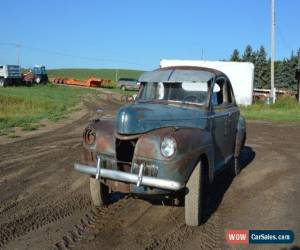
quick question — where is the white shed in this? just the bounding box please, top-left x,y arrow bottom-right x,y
160,59 -> 254,106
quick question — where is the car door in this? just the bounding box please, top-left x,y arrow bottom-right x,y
223,79 -> 239,158
210,77 -> 233,171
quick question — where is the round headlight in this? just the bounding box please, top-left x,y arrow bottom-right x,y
161,136 -> 177,158
84,127 -> 96,145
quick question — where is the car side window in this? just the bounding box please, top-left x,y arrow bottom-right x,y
212,78 -> 233,107
227,80 -> 235,105
224,79 -> 235,105
212,79 -> 224,106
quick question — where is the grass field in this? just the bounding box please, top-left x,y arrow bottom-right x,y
47,68 -> 144,81
0,84 -> 95,136
241,96 -> 300,122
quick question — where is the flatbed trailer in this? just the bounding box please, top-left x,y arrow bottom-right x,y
52,77 -> 111,88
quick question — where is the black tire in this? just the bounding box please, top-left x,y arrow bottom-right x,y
121,86 -> 126,91
185,161 -> 203,226
231,157 -> 241,176
230,132 -> 245,176
90,177 -> 109,207
242,132 -> 246,148
0,78 -> 5,87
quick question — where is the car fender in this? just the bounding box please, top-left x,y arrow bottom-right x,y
134,127 -> 214,184
83,119 -> 116,156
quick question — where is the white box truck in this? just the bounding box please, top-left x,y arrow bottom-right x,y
160,59 -> 254,106
0,65 -> 22,87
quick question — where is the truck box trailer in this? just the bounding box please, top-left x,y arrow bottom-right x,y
0,65 -> 22,87
160,59 -> 254,106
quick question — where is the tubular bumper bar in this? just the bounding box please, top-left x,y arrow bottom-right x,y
74,163 -> 184,191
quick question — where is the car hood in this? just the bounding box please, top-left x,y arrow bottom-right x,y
115,102 -> 208,134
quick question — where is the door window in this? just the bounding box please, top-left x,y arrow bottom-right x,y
212,78 -> 233,107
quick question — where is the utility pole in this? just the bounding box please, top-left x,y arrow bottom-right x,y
16,43 -> 21,66
270,0 -> 276,103
296,51 -> 300,103
115,68 -> 118,83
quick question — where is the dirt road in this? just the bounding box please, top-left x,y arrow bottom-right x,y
0,99 -> 299,250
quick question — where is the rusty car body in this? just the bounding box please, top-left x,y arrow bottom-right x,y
74,66 -> 246,226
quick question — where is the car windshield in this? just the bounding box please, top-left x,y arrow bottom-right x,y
137,81 -> 212,105
136,69 -> 215,105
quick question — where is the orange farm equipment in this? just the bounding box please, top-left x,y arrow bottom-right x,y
52,77 -> 111,88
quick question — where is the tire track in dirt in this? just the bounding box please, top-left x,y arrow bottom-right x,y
0,98 -> 121,249
0,193 -> 90,248
54,183 -> 225,250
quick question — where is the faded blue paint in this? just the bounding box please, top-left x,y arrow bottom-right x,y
76,66 -> 247,196
115,103 -> 208,134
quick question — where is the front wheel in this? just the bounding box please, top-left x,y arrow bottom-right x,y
90,177 -> 109,207
0,78 -> 5,87
185,161 -> 203,226
35,77 -> 41,84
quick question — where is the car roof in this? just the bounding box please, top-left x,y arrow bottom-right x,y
139,66 -> 226,83
158,66 -> 226,77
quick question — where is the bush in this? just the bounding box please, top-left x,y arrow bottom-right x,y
240,95 -> 300,122
272,95 -> 299,109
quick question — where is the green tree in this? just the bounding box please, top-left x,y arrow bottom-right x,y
275,51 -> 299,90
230,49 -> 240,61
288,50 -> 299,90
242,45 -> 256,63
275,59 -> 290,89
230,45 -> 299,91
254,46 -> 269,88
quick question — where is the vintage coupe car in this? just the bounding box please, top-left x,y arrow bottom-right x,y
74,66 -> 246,226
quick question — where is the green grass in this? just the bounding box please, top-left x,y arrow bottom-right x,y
47,68 -> 144,81
241,96 -> 300,122
0,84 -> 95,134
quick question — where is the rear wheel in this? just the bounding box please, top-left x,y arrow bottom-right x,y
230,133 -> 246,176
90,177 -> 109,207
232,157 -> 241,176
185,161 -> 203,226
121,86 -> 126,91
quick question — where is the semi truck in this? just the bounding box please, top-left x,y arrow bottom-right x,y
0,65 -> 22,87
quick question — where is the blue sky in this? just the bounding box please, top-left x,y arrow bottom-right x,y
0,0 -> 298,70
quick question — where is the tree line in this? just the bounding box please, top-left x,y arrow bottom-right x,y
229,45 -> 299,90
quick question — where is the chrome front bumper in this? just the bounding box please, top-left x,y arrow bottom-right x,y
74,157 -> 184,191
